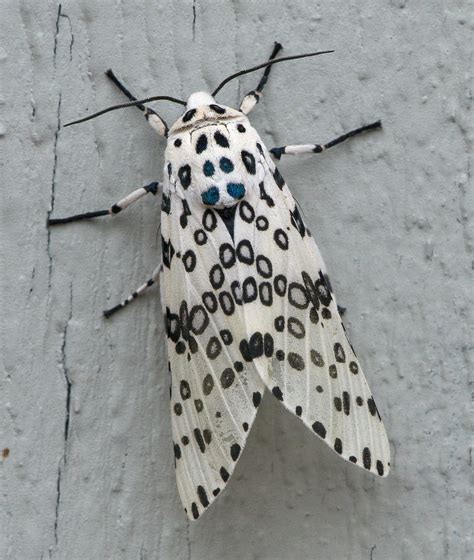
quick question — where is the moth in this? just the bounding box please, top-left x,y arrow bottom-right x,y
49,43 -> 390,521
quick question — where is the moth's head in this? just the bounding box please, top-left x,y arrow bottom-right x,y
186,91 -> 216,110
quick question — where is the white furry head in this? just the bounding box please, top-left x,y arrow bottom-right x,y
186,91 -> 216,109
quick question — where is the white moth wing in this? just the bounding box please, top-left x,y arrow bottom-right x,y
160,138 -> 265,520
232,137 -> 390,477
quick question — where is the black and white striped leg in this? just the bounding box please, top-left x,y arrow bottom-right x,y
103,262 -> 163,318
239,42 -> 283,115
270,120 -> 382,159
48,181 -> 160,225
105,69 -> 169,137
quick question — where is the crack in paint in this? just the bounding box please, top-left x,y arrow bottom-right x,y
48,3 -> 67,284
53,5 -> 75,62
192,0 -> 197,40
53,4 -> 61,62
53,284 -> 73,546
59,9 -> 74,61
46,92 -> 61,283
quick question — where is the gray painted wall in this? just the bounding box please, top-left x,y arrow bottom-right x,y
1,1 -> 471,558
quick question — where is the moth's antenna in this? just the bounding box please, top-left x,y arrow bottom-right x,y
64,95 -> 187,127
212,50 -> 335,96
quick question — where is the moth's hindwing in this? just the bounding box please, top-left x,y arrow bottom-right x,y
161,114 -> 390,520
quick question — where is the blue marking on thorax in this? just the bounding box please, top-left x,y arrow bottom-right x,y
203,160 -> 215,177
219,157 -> 234,173
202,186 -> 220,205
227,183 -> 246,200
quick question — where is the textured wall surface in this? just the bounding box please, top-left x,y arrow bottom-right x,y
1,1 -> 472,559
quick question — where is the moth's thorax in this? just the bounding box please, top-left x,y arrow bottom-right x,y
165,106 -> 265,209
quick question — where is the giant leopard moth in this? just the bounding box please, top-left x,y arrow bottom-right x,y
49,43 -> 390,521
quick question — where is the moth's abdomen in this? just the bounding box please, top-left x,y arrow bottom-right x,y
165,120 -> 263,209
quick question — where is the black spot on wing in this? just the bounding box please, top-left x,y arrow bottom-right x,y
202,374 -> 214,396
191,502 -> 199,519
202,208 -> 218,232
180,380 -> 191,400
342,391 -> 350,415
180,199 -> 192,229
241,151 -> 256,174
220,368 -> 235,389
197,485 -> 209,507
183,249 -> 196,272
273,167 -> 286,189
272,386 -> 283,401
259,181 -> 274,207
288,352 -> 304,371
194,428 -> 206,453
239,201 -> 255,224
230,443 -> 241,461
274,229 -> 289,251
312,421 -> 326,439
290,205 -> 306,238
363,447 -> 372,470
161,237 -> 175,269
161,193 -> 171,214
220,467 -> 230,482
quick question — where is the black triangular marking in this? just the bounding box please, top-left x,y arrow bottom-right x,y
216,205 -> 237,241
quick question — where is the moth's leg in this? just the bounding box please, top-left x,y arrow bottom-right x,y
106,69 -> 169,137
239,42 -> 283,115
103,262 -> 163,318
270,121 -> 382,159
48,181 -> 160,225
